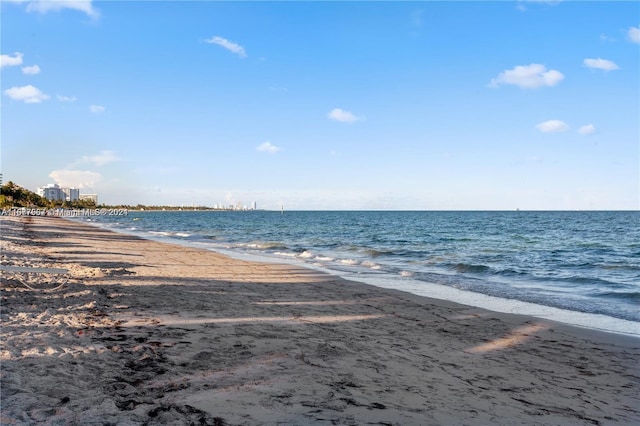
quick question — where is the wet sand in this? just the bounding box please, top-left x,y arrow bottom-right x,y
1,215 -> 639,425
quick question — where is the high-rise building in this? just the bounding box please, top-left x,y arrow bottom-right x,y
62,187 -> 80,202
37,183 -> 64,201
38,183 -> 94,203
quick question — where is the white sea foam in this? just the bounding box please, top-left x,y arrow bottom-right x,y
274,251 -> 298,258
247,241 -> 287,250
361,260 -> 381,270
349,274 -> 640,338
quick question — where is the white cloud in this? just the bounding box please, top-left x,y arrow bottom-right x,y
4,85 -> 49,103
535,120 -> 570,133
257,141 -> 281,154
225,192 -> 235,205
1,52 -> 24,68
23,0 -> 99,18
489,64 -> 564,89
328,108 -> 360,123
516,1 -> 562,13
205,36 -> 247,58
49,169 -> 102,189
628,26 -> 640,44
57,94 -> 77,102
411,9 -> 424,27
80,150 -> 119,166
578,124 -> 596,135
583,58 -> 619,72
21,64 -> 40,75
89,104 -> 105,113
600,33 -> 615,42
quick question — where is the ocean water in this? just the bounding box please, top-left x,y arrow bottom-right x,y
83,210 -> 639,336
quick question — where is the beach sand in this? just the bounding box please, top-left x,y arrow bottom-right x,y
1,215 -> 639,425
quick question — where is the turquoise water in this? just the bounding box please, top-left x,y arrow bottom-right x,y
85,211 -> 639,335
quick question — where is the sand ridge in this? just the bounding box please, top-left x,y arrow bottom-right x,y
1,215 -> 639,425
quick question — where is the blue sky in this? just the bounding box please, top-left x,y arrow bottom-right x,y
2,0 -> 638,210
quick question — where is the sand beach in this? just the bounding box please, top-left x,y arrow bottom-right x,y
1,215 -> 639,425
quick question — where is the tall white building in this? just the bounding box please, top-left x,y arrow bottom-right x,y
62,187 -> 80,202
38,184 -> 85,202
37,183 -> 65,201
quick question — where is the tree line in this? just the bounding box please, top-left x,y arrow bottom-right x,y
0,181 -> 97,209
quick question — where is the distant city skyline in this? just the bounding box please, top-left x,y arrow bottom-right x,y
2,1 -> 638,210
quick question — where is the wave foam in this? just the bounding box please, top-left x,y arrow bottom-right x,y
362,260 -> 381,270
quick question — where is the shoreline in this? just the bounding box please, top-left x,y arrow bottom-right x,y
85,213 -> 640,338
1,215 -> 639,424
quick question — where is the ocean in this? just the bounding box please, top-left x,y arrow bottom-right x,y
82,210 -> 639,336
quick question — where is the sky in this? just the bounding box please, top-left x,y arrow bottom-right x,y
1,0 -> 639,210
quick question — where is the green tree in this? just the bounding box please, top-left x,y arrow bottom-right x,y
0,181 -> 47,208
